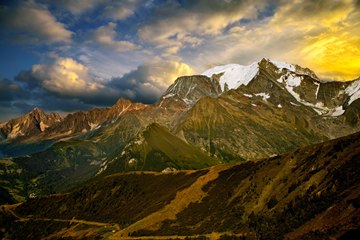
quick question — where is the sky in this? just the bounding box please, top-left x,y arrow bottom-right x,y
0,0 -> 359,121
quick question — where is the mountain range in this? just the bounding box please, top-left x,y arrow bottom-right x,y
1,125 -> 359,239
1,58 -> 360,204
1,58 -> 360,239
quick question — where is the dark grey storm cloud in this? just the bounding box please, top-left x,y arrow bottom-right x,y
0,79 -> 27,102
108,65 -> 165,103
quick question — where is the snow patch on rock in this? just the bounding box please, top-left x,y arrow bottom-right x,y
286,74 -> 302,87
314,82 -> 320,99
8,124 -> 24,139
162,167 -> 177,173
39,122 -> 49,132
162,93 -> 175,99
290,102 -> 301,106
89,122 -> 99,130
345,80 -> 360,105
128,158 -> 137,165
270,60 -> 296,72
329,106 -> 345,117
255,93 -> 270,101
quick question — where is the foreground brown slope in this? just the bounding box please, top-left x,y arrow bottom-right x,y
1,131 -> 359,239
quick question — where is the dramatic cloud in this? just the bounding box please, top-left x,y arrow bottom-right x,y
269,0 -> 360,80
182,0 -> 360,80
14,57 -> 118,107
18,58 -> 103,97
0,79 -> 32,122
0,1 -> 72,44
93,22 -> 138,52
0,58 -> 193,121
0,79 -> 23,102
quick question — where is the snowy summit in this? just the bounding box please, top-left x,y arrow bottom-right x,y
201,59 -> 298,92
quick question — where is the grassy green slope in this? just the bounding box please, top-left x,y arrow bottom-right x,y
103,123 -> 221,174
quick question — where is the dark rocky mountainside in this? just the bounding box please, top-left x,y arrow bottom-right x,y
1,130 -> 359,240
158,75 -> 222,107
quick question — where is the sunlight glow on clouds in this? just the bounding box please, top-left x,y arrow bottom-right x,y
31,58 -> 103,96
181,0 -> 360,81
108,59 -> 195,103
269,0 -> 360,80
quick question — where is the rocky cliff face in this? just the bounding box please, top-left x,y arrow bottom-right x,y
0,108 -> 62,140
158,75 -> 222,107
0,99 -> 149,143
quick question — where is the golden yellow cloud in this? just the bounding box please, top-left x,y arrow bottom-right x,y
302,32 -> 360,80
144,60 -> 195,87
265,0 -> 360,80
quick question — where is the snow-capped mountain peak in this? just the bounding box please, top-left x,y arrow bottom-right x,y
200,59 -> 360,118
269,59 -> 319,80
201,59 -> 319,93
201,62 -> 259,92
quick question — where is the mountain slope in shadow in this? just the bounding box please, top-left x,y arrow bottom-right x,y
1,130 -> 359,240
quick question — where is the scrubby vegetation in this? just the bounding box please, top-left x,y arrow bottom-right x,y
1,131 -> 360,239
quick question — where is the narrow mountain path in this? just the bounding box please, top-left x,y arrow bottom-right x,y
111,165 -> 227,238
1,203 -> 119,228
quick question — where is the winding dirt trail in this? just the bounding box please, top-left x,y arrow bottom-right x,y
1,203 -> 119,229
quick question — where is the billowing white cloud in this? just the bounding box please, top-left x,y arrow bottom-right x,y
31,58 -> 103,96
0,1 -> 72,44
93,22 -> 138,52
